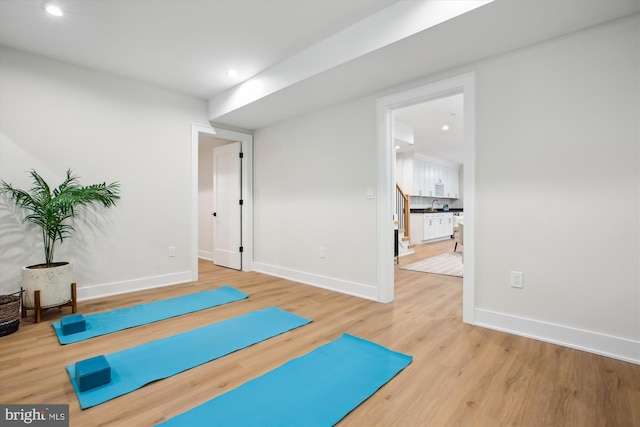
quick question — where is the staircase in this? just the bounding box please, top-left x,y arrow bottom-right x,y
396,184 -> 415,258
396,228 -> 414,257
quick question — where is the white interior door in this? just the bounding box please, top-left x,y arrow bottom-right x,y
213,141 -> 242,270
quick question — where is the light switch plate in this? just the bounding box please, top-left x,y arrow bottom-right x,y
510,271 -> 523,288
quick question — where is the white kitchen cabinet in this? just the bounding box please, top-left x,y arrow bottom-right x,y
433,214 -> 444,238
397,153 -> 460,198
431,163 -> 460,199
443,168 -> 451,197
443,168 -> 460,198
443,213 -> 454,236
448,168 -> 459,198
423,212 -> 454,241
423,214 -> 436,240
423,161 -> 432,197
414,158 -> 425,196
410,213 -> 424,244
436,165 -> 444,187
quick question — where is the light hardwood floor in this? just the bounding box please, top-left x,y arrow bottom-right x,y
1,240 -> 638,426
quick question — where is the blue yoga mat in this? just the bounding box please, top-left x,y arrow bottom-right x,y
66,306 -> 312,409
157,333 -> 412,427
53,285 -> 248,344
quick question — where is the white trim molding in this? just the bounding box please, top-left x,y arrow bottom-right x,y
475,308 -> 640,365
77,271 -> 193,302
376,72 -> 476,320
253,262 -> 378,301
198,251 -> 215,262
190,123 -> 254,281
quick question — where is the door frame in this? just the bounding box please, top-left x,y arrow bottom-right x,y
376,72 -> 476,324
190,124 -> 253,280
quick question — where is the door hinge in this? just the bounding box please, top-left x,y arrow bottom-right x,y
239,246 -> 244,253
239,152 -> 244,158
239,199 -> 244,205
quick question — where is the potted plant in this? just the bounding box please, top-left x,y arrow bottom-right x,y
1,169 -> 119,322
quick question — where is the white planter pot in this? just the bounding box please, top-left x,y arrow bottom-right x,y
21,262 -> 73,309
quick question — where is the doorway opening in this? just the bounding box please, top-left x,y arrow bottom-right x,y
393,93 -> 464,257
199,136 -> 243,270
376,73 -> 476,324
190,124 -> 253,280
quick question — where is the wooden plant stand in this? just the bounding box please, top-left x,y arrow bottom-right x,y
21,282 -> 77,323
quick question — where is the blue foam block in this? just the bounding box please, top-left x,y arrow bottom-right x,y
61,314 -> 86,335
76,355 -> 111,392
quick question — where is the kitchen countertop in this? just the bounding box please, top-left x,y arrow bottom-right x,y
410,208 -> 464,213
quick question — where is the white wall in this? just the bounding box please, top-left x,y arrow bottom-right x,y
1,13 -> 636,361
252,97 -> 379,299
251,14 -> 639,361
472,14 -> 639,358
0,47 -> 210,299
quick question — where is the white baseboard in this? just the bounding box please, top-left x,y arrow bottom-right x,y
77,271 -> 193,302
475,308 -> 640,365
198,250 -> 214,261
397,250 -> 415,257
252,262 -> 378,301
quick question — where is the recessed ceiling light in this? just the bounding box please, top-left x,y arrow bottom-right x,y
227,69 -> 238,78
441,125 -> 450,132
44,3 -> 64,17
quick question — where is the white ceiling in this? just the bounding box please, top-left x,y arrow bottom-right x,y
1,0 -> 639,132
394,94 -> 465,165
0,0 -> 396,99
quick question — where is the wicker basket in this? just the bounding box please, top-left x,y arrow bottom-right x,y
0,291 -> 22,337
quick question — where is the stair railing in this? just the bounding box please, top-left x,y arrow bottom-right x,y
395,184 -> 410,240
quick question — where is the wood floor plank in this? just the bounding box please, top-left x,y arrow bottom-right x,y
1,240 -> 638,426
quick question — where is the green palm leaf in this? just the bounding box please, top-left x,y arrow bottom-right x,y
1,169 -> 120,266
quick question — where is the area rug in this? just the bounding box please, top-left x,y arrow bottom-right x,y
53,286 -> 248,344
156,333 -> 412,427
67,307 -> 311,409
400,252 -> 463,277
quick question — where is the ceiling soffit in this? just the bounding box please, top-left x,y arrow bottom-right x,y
210,1 -> 640,130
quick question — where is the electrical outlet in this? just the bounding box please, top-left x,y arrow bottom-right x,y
169,246 -> 176,257
320,247 -> 326,258
510,271 -> 523,288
